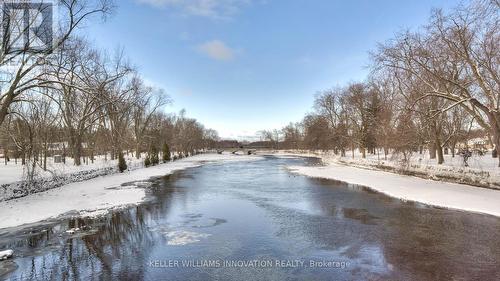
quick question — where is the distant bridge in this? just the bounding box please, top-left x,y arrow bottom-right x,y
216,148 -> 258,155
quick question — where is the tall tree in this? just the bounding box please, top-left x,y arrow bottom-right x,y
0,0 -> 113,127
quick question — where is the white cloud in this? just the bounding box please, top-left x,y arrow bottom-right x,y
197,40 -> 235,61
217,129 -> 260,141
137,0 -> 250,19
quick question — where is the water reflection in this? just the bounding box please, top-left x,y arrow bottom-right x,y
1,156 -> 500,280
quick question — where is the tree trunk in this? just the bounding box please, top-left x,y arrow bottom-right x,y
72,134 -> 82,166
0,91 -> 14,128
433,128 -> 444,164
488,112 -> 500,167
493,127 -> 500,167
436,144 -> 444,165
429,142 -> 436,159
2,145 -> 7,165
21,148 -> 26,165
135,142 -> 141,159
62,143 -> 66,164
43,149 -> 47,171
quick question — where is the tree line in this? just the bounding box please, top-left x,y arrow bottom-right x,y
0,0 -> 219,174
263,0 -> 499,166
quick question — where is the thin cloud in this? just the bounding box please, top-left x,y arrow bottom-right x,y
197,40 -> 235,61
136,0 -> 251,19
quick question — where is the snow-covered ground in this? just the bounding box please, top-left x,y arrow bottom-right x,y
270,149 -> 500,189
0,153 -> 144,186
0,153 -> 262,230
270,151 -> 500,217
0,249 -> 13,260
0,154 -> 151,201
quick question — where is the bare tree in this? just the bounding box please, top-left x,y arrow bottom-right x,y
0,0 -> 114,127
374,0 -> 500,165
131,77 -> 169,159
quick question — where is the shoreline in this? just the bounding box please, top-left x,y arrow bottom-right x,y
271,152 -> 500,218
4,151 -> 500,231
0,153 -> 262,230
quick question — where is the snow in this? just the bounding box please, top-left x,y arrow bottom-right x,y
0,154 -> 149,201
269,149 -> 500,189
163,230 -> 211,246
0,249 -> 14,260
283,155 -> 500,217
0,153 -> 145,185
0,162 -> 24,185
0,153 -> 262,230
65,228 -> 80,234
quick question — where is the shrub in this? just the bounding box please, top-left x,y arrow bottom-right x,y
144,155 -> 151,167
118,152 -> 127,173
150,145 -> 159,165
162,143 -> 171,163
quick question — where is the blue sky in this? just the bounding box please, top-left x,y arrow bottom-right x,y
86,0 -> 460,140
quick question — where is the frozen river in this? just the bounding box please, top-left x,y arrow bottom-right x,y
1,156 -> 500,280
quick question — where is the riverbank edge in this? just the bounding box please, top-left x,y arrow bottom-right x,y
268,151 -> 500,218
263,150 -> 500,190
0,153 -> 262,231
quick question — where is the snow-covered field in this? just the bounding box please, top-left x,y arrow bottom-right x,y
0,154 -> 149,201
0,153 -> 145,186
270,149 -> 500,189
271,151 -> 500,217
0,153 -> 262,230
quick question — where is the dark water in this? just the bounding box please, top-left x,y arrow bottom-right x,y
1,156 -> 500,281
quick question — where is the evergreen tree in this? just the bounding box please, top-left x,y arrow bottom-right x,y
150,145 -> 159,165
118,151 -> 127,172
162,143 -> 171,163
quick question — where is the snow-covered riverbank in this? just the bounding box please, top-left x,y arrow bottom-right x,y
275,152 -> 500,217
0,153 -> 262,230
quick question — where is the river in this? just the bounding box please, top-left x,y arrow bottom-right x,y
1,155 -> 500,280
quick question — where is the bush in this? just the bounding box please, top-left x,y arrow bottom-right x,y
118,152 -> 127,173
151,145 -> 159,166
144,155 -> 151,167
162,143 -> 171,163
